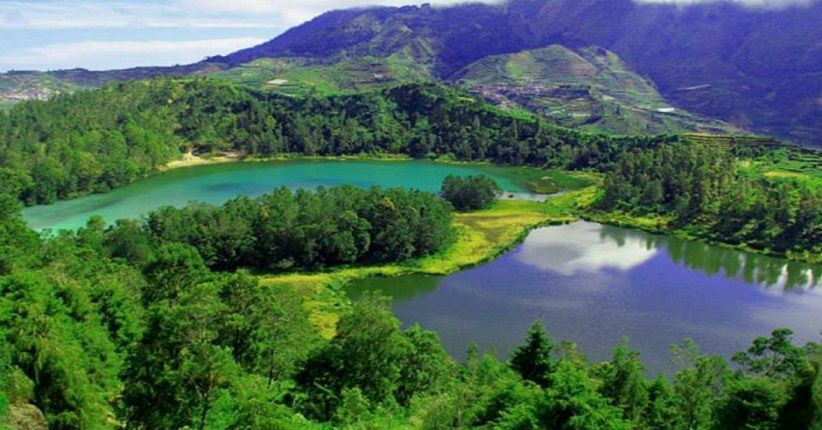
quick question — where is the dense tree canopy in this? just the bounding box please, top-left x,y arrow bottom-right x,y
598,142 -> 822,257
0,76 -> 820,428
441,175 -> 501,211
0,78 -> 675,206
105,185 -> 454,272
1,198 -> 820,429
1,77 -> 816,259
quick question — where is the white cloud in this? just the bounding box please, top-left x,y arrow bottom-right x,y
0,0 -> 502,30
634,0 -> 816,8
0,37 -> 267,72
515,222 -> 658,276
179,0 -> 502,25
0,0 -> 503,70
0,1 -> 279,29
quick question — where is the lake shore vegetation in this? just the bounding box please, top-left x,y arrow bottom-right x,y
2,78 -> 818,263
1,195 -> 820,429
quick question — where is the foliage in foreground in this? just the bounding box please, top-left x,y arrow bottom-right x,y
1,195 -> 821,429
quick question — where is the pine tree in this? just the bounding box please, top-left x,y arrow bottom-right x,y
510,321 -> 555,388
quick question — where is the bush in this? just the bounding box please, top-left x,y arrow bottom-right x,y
441,175 -> 500,211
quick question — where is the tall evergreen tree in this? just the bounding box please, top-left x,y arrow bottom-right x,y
510,321 -> 555,388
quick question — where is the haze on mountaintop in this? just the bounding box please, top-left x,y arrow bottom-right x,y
0,0 -> 816,71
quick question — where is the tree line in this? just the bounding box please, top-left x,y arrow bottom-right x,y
441,174 -> 500,211
0,78 -> 675,205
1,194 -> 821,429
598,142 -> 821,259
107,185 -> 454,272
2,77 -> 816,258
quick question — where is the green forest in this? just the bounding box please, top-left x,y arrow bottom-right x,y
598,142 -> 821,258
1,78 -> 818,260
1,192 -> 821,429
116,185 -> 454,271
0,78 -> 673,205
1,77 -> 821,429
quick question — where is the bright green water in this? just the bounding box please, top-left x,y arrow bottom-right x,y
23,160 -> 529,231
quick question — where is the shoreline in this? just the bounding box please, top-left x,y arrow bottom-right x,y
30,154 -> 820,266
263,185 -> 819,338
258,191 -> 586,338
160,152 -> 581,195
160,151 -> 415,172
582,210 -> 821,265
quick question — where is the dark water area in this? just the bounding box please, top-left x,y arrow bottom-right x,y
346,221 -> 822,375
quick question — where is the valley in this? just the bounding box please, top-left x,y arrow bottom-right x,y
1,1 -> 821,428
18,155 -> 820,376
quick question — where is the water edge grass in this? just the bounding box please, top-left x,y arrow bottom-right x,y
257,189 -> 590,337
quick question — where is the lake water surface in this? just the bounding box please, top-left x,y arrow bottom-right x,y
346,222 -> 822,374
22,161 -> 821,374
23,160 -> 529,231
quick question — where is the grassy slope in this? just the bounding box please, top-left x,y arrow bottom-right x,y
451,46 -> 738,136
737,151 -> 822,191
212,50 -> 432,97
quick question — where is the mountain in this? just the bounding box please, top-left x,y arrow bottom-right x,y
2,0 -> 821,146
450,45 -> 735,135
214,0 -> 822,145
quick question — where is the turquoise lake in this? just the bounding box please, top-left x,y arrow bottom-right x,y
23,160 -> 528,231
22,160 -> 821,374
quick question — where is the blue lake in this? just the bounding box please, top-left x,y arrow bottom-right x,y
346,221 -> 822,374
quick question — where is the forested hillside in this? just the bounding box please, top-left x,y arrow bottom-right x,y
4,0 -> 821,146
598,141 -> 822,260
0,78 -> 674,205
216,0 -> 822,146
1,77 -> 819,260
1,1 -> 821,428
1,193 -> 821,429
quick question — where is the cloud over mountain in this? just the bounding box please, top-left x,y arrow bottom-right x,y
634,0 -> 816,8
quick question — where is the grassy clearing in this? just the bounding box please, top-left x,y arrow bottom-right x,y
764,170 -> 810,180
257,187 -> 592,337
583,211 -> 673,234
735,149 -> 822,189
483,166 -> 595,194
214,55 -> 432,98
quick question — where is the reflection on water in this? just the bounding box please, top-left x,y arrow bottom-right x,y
516,222 -> 658,276
517,221 -> 819,290
344,221 -> 822,374
658,235 -> 820,291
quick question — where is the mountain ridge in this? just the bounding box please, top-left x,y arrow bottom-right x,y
2,0 -> 821,146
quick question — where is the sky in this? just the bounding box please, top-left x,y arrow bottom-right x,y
0,0 -> 813,72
